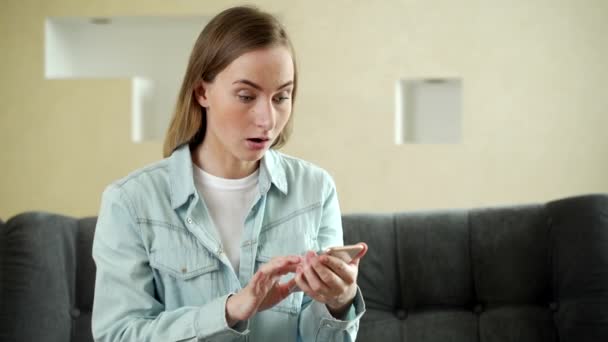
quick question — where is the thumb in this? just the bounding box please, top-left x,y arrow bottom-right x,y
349,242 -> 368,266
285,277 -> 297,291
276,278 -> 297,298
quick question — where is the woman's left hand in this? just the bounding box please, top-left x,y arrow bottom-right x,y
294,243 -> 368,318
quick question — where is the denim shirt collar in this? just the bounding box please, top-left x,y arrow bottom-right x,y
168,144 -> 288,209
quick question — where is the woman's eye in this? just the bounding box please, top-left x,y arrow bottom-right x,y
238,95 -> 255,103
273,96 -> 290,104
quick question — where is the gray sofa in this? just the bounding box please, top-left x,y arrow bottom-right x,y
1,193 -> 607,341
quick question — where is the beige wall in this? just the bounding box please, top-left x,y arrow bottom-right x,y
2,0 -> 607,219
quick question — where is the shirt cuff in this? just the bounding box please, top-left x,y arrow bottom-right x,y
311,286 -> 366,330
194,293 -> 250,339
344,304 -> 357,321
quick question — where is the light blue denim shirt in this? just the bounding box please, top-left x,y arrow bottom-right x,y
92,144 -> 365,341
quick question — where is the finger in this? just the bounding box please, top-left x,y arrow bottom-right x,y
256,267 -> 287,293
275,279 -> 296,298
286,277 -> 302,293
258,259 -> 286,274
250,270 -> 264,288
295,266 -> 327,303
258,264 -> 279,277
304,250 -> 320,266
269,272 -> 282,284
272,255 -> 303,267
303,258 -> 331,295
259,256 -> 302,275
319,254 -> 356,284
262,273 -> 277,293
266,263 -> 300,279
311,257 -> 345,290
305,251 -> 335,291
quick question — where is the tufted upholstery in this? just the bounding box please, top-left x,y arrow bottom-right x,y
1,194 -> 607,341
349,194 -> 608,342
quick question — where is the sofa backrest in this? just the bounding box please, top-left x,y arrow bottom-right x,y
1,194 -> 607,342
347,194 -> 608,342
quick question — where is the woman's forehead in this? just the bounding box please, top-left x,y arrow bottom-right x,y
218,46 -> 294,88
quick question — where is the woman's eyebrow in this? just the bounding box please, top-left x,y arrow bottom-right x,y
233,79 -> 293,91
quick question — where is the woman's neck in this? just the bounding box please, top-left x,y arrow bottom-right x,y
192,140 -> 259,180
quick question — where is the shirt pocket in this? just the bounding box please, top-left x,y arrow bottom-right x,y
149,247 -> 222,308
257,204 -> 321,259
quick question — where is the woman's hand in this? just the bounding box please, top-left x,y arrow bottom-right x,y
294,243 -> 368,318
225,255 -> 301,326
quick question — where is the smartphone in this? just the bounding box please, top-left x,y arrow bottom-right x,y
289,244 -> 367,293
322,244 -> 366,263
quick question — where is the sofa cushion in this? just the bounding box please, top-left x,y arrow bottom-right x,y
405,310 -> 477,342
395,210 -> 472,309
470,204 -> 551,305
356,309 -> 403,341
479,306 -> 556,341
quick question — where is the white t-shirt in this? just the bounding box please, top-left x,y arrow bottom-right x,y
192,164 -> 259,275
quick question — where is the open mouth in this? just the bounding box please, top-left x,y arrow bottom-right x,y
247,138 -> 269,143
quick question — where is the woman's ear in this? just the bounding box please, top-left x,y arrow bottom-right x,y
194,81 -> 210,108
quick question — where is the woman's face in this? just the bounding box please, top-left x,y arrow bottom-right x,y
196,46 -> 294,163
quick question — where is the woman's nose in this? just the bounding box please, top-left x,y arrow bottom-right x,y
253,99 -> 276,130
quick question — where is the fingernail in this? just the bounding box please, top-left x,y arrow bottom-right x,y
306,251 -> 315,261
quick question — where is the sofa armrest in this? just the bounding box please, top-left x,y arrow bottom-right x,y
548,194 -> 608,342
0,212 -> 96,342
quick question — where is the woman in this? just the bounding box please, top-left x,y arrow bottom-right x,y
92,6 -> 367,341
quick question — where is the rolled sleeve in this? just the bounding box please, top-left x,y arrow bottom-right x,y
313,286 -> 366,325
194,294 -> 250,340
298,287 -> 366,341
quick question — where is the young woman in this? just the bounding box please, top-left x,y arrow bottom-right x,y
92,6 -> 367,341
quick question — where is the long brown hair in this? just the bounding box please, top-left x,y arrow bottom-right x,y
163,6 -> 298,157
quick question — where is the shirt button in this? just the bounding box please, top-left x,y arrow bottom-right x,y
186,217 -> 193,224
70,308 -> 81,318
395,309 -> 407,320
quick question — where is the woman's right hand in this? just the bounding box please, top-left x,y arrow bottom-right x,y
225,255 -> 302,326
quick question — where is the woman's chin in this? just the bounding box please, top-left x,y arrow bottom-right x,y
237,148 -> 267,162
